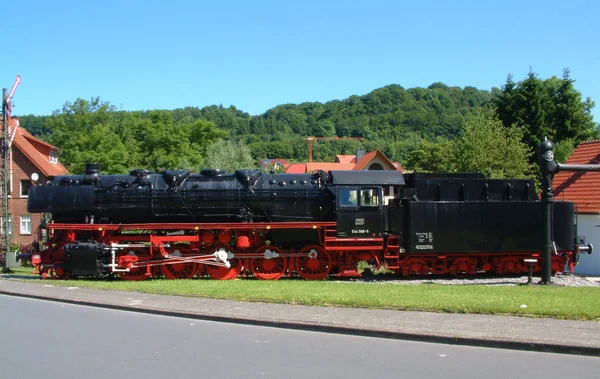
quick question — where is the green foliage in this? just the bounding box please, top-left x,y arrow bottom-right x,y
203,139 -> 256,172
407,113 -> 534,179
406,139 -> 455,172
14,114 -> 51,137
454,113 -> 535,178
16,76 -> 596,174
44,98 -> 229,173
494,69 -> 598,160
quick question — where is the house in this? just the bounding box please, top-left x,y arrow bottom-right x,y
286,149 -> 402,174
0,117 -> 69,247
552,140 -> 600,276
286,149 -> 402,204
259,158 -> 290,172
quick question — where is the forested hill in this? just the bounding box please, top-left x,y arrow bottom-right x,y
188,83 -> 492,140
17,83 -> 494,168
14,72 -> 598,175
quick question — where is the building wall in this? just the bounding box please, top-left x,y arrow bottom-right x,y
573,214 -> 600,276
365,156 -> 394,170
3,148 -> 46,247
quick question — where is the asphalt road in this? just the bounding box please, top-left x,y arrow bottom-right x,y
1,295 -> 598,379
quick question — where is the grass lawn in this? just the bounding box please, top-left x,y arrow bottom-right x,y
6,267 -> 600,321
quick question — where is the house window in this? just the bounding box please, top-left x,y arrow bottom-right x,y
368,163 -> 384,170
50,150 -> 59,164
0,216 -> 13,235
20,215 -> 32,235
20,179 -> 32,197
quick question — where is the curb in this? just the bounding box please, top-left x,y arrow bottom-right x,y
1,289 -> 598,357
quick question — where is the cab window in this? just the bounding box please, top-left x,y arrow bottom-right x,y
339,189 -> 358,207
360,188 -> 380,207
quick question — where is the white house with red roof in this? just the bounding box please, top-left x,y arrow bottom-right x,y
0,118 -> 69,246
553,140 -> 600,276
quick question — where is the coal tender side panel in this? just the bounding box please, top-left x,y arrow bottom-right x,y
406,201 -> 544,254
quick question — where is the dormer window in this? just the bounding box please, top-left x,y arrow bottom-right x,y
50,150 -> 58,164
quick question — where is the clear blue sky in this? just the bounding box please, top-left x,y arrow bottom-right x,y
2,0 -> 598,122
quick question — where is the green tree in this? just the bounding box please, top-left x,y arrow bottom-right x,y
203,139 -> 256,172
46,98 -> 124,173
494,69 -> 598,158
454,113 -> 534,178
406,139 -> 455,172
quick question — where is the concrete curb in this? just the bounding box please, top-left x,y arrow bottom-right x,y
1,286 -> 599,357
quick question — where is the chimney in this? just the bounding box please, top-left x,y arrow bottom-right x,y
356,149 -> 365,162
85,163 -> 101,176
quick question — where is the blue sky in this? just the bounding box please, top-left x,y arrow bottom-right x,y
2,0 -> 598,122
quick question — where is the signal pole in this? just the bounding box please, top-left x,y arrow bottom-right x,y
2,88 -> 10,272
2,75 -> 21,273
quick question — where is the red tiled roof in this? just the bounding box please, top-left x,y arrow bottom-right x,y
1,118 -> 69,177
307,163 -> 355,172
353,150 -> 398,171
335,155 -> 356,164
286,163 -> 307,173
286,150 -> 402,173
553,140 -> 600,213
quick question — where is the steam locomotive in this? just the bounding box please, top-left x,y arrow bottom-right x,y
23,163 -> 577,280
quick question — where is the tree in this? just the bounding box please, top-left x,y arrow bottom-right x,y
203,139 -> 256,172
454,113 -> 534,179
406,139 -> 455,173
494,69 -> 598,159
406,113 -> 534,179
46,98 -> 125,173
45,98 -> 229,173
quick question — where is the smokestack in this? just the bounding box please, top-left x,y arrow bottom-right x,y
85,163 -> 101,176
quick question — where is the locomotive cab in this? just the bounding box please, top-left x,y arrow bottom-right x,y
329,170 -> 405,238
335,186 -> 384,238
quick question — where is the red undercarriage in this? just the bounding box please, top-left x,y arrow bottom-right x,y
34,222 -> 570,281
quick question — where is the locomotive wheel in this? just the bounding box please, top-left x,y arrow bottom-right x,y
119,266 -> 150,281
496,257 -> 522,275
295,245 -> 332,280
161,261 -> 198,280
205,246 -> 242,280
49,261 -> 71,280
118,247 -> 151,281
161,244 -> 198,280
250,245 -> 287,280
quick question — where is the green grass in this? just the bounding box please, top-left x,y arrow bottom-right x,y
6,267 -> 600,321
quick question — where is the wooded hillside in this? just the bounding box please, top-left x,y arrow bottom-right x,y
15,70 -> 598,177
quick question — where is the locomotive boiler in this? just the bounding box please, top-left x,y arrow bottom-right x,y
24,164 -> 577,280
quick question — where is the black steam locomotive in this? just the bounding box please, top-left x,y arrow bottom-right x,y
24,164 -> 576,280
